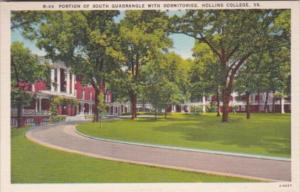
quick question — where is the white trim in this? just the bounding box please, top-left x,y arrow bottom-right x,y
57,67 -> 61,92
50,68 -> 55,92
66,70 -> 70,94
72,74 -> 75,96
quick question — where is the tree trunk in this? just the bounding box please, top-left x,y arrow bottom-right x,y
246,91 -> 251,119
264,91 -> 269,113
93,88 -> 100,122
155,108 -> 157,120
130,92 -> 137,119
220,52 -> 252,122
216,89 -> 220,117
221,88 -> 231,122
17,102 -> 23,128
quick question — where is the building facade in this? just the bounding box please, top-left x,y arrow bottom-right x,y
167,92 -> 291,114
11,60 -> 113,127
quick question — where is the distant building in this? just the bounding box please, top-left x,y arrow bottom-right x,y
167,92 -> 291,114
11,59 -> 290,127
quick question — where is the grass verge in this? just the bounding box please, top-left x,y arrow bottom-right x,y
77,113 -> 290,158
11,127 -> 254,183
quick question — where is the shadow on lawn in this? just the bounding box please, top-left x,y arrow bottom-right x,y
136,116 -> 200,122
153,119 -> 291,157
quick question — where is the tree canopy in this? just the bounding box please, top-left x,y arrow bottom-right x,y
173,9 -> 290,121
19,11 -> 122,122
11,9 -> 291,123
11,41 -> 49,127
117,10 -> 172,119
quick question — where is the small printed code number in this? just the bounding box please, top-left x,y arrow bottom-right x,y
279,183 -> 292,188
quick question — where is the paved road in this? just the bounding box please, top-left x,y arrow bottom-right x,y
26,124 -> 291,181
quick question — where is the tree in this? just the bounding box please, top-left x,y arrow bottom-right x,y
172,10 -> 290,122
20,11 -> 122,122
119,10 -> 172,119
235,53 -> 265,119
146,79 -> 181,119
11,11 -> 46,30
97,92 -> 108,128
11,42 -> 48,127
191,42 -> 220,115
263,46 -> 290,113
142,53 -> 187,119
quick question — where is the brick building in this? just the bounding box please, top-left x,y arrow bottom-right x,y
11,59 -> 113,127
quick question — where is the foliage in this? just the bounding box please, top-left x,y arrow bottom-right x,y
49,115 -> 66,123
190,42 -> 220,102
11,42 -> 47,85
97,92 -> 107,127
11,10 -> 291,123
11,11 -> 46,31
11,88 -> 34,108
142,53 -> 189,117
97,92 -> 108,113
173,9 -> 290,122
49,100 -> 58,117
117,10 -> 172,119
49,96 -> 78,118
17,11 -> 122,122
52,96 -> 78,106
190,106 -> 203,114
11,41 -> 48,127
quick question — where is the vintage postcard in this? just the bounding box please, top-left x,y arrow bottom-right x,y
0,1 -> 299,192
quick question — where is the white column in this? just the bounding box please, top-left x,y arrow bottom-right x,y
202,96 -> 206,113
35,98 -> 38,113
57,68 -> 61,92
72,74 -> 76,96
39,98 -> 42,113
232,93 -> 236,105
32,84 -> 35,92
281,96 -> 285,114
127,104 -> 131,113
81,103 -> 84,113
51,69 -> 55,92
66,70 -> 70,94
89,104 -> 92,115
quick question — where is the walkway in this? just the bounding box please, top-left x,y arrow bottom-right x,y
26,123 -> 291,181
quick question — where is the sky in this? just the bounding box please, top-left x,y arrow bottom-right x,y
11,11 -> 195,59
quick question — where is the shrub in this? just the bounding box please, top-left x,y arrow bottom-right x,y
49,115 -> 66,123
207,104 -> 217,112
190,106 -> 203,114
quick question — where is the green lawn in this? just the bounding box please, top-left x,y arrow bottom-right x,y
77,113 -> 291,158
12,127 -> 253,183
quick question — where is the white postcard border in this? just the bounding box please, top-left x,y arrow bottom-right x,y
1,1 -> 299,192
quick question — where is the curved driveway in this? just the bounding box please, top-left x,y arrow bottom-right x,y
26,123 -> 291,181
